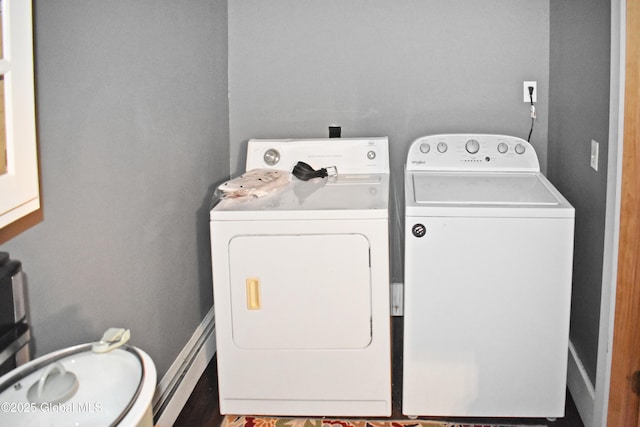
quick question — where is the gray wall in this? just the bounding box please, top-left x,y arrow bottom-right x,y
549,0 -> 611,384
228,0 -> 550,281
0,1 -> 612,406
0,0 -> 229,377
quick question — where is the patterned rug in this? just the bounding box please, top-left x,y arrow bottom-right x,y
222,415 -> 546,427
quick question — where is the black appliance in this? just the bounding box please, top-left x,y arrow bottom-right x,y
0,252 -> 30,377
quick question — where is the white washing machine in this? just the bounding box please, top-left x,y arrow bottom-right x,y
210,137 -> 391,416
402,134 -> 575,418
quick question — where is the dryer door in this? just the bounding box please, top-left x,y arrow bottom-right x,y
228,233 -> 372,350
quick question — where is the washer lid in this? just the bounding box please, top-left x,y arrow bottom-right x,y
412,172 -> 559,206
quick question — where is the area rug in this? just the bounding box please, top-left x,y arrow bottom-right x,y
222,415 -> 546,427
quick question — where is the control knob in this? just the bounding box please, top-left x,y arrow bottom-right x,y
515,144 -> 526,155
263,149 -> 280,165
497,142 -> 508,154
437,142 -> 448,153
419,143 -> 430,154
465,139 -> 480,154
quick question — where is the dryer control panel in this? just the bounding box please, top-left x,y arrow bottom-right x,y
406,134 -> 540,172
246,137 -> 389,174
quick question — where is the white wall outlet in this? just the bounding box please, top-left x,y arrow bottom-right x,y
591,140 -> 599,171
523,81 -> 537,103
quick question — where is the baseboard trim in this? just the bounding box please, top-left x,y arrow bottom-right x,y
567,339 -> 594,427
153,307 -> 217,427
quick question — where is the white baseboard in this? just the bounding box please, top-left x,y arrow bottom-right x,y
153,307 -> 217,427
567,339 -> 595,427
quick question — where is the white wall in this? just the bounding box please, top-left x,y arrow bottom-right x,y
0,0 -> 229,377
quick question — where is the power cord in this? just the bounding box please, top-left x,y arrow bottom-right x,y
292,161 -> 337,181
527,85 -> 536,142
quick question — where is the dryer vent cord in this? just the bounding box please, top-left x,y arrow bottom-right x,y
527,86 -> 536,142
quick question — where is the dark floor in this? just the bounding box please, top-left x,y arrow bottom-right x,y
174,318 -> 585,427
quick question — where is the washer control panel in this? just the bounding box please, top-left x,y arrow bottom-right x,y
406,134 -> 539,172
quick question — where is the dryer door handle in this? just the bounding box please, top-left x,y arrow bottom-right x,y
246,278 -> 261,310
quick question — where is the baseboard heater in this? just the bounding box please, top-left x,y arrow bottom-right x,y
153,307 -> 216,427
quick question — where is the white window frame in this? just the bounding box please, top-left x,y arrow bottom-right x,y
0,0 -> 39,229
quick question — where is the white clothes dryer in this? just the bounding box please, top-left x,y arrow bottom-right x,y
210,137 -> 391,416
402,134 -> 575,418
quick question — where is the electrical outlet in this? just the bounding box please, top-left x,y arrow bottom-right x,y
523,81 -> 537,103
591,140 -> 599,171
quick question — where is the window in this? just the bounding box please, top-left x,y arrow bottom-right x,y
0,0 -> 39,231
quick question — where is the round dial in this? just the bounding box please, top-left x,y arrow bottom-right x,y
419,143 -> 430,154
367,150 -> 377,160
497,142 -> 508,154
437,142 -> 448,153
515,144 -> 526,155
263,149 -> 280,165
465,139 -> 480,154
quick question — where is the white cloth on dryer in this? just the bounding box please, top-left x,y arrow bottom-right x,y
217,169 -> 291,199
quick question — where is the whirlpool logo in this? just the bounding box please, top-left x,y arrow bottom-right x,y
411,224 -> 426,238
